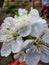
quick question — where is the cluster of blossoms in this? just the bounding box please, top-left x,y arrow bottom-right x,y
0,8 -> 49,65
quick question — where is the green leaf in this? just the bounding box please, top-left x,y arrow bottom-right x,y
14,11 -> 19,16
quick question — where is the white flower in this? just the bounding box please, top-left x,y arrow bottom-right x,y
0,16 -> 31,57
2,16 -> 31,37
1,35 -> 33,57
0,17 -> 17,42
14,15 -> 31,37
1,8 -> 49,65
1,36 -> 23,57
24,26 -> 49,65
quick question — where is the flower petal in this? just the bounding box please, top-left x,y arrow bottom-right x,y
0,29 -> 12,42
23,40 -> 33,49
0,29 -> 8,35
43,46 -> 49,55
14,15 -> 29,31
0,35 -> 11,42
39,45 -> 49,63
38,19 -> 48,32
42,32 -> 49,44
2,17 -> 15,29
30,23 -> 43,38
40,53 -> 49,63
18,25 -> 31,37
12,36 -> 23,53
1,40 -> 12,57
24,47 -> 40,65
18,8 -> 27,16
29,7 -> 39,17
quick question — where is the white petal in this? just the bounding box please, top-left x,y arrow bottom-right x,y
29,9 -> 41,25
12,36 -> 23,53
30,18 -> 48,38
29,8 -> 39,17
18,25 -> 31,37
38,19 -> 48,32
42,32 -> 49,44
2,17 -> 15,28
41,53 -> 49,63
23,40 -> 33,49
18,8 -> 27,16
42,45 -> 49,55
40,45 -> 49,63
0,35 -> 6,42
14,15 -> 29,31
2,22 -> 10,29
0,35 -> 11,42
30,23 -> 43,38
24,47 -> 40,65
1,40 -> 12,57
0,29 -> 8,35
29,16 -> 40,25
38,18 -> 47,23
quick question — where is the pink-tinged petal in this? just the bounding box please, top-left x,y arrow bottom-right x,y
0,26 -> 2,30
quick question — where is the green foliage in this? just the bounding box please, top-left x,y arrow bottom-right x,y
6,5 -> 16,14
14,11 -> 19,16
5,1 -> 29,15
6,9 -> 12,14
6,4 -> 22,14
7,5 -> 16,9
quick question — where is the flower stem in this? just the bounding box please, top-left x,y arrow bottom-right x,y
11,53 -> 14,61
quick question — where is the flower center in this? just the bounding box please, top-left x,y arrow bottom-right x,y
23,35 -> 43,45
11,32 -> 19,40
34,38 -> 44,45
